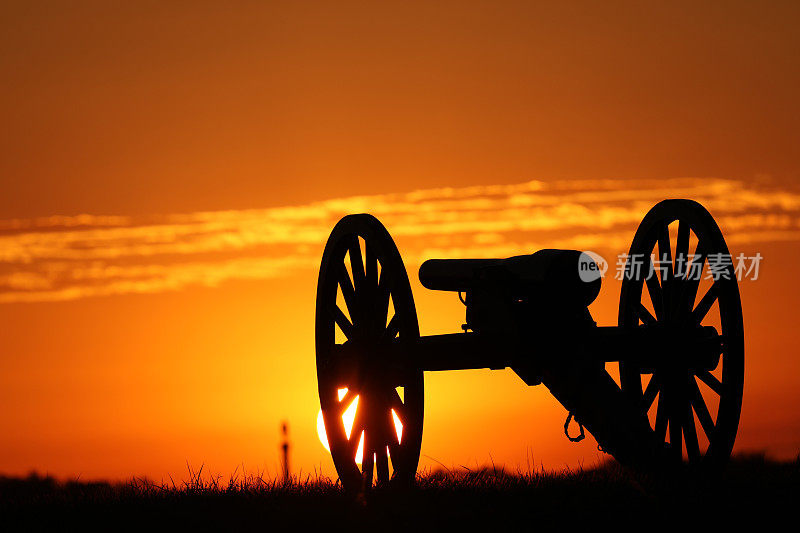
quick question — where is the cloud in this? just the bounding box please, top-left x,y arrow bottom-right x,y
0,177 -> 797,303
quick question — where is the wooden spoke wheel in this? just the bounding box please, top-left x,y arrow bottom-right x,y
316,214 -> 424,492
619,200 -> 744,468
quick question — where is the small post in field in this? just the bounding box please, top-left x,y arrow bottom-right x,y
281,421 -> 290,483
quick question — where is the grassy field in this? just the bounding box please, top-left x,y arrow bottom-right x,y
2,454 -> 797,530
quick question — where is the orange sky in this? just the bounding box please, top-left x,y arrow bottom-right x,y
1,1 -> 799,481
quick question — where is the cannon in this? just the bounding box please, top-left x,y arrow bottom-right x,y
315,199 -> 743,491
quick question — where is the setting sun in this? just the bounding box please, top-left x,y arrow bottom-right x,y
316,388 -> 403,465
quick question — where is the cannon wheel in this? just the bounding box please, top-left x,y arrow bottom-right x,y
619,199 -> 744,469
316,214 -> 424,491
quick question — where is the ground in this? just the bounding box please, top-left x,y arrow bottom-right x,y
1,454 -> 797,531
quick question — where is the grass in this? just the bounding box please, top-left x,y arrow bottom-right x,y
2,454 -> 798,531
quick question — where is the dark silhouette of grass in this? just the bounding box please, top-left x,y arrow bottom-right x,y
2,454 -> 797,531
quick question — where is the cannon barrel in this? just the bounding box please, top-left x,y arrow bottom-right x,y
419,249 -> 602,309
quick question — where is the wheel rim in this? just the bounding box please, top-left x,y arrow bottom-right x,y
619,200 -> 744,467
316,214 -> 423,491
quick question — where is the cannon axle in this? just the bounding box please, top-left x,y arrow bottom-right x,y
329,323 -> 721,384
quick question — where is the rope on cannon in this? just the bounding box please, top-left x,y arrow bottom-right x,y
564,412 -> 585,443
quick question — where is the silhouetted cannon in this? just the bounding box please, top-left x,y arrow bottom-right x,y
420,250 -> 602,334
315,199 -> 744,492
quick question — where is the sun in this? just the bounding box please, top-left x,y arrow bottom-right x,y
317,388 -> 403,465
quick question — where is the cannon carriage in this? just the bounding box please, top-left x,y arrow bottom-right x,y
315,199 -> 744,491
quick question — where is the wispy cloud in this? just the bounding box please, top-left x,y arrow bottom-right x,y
1,177 -> 798,303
